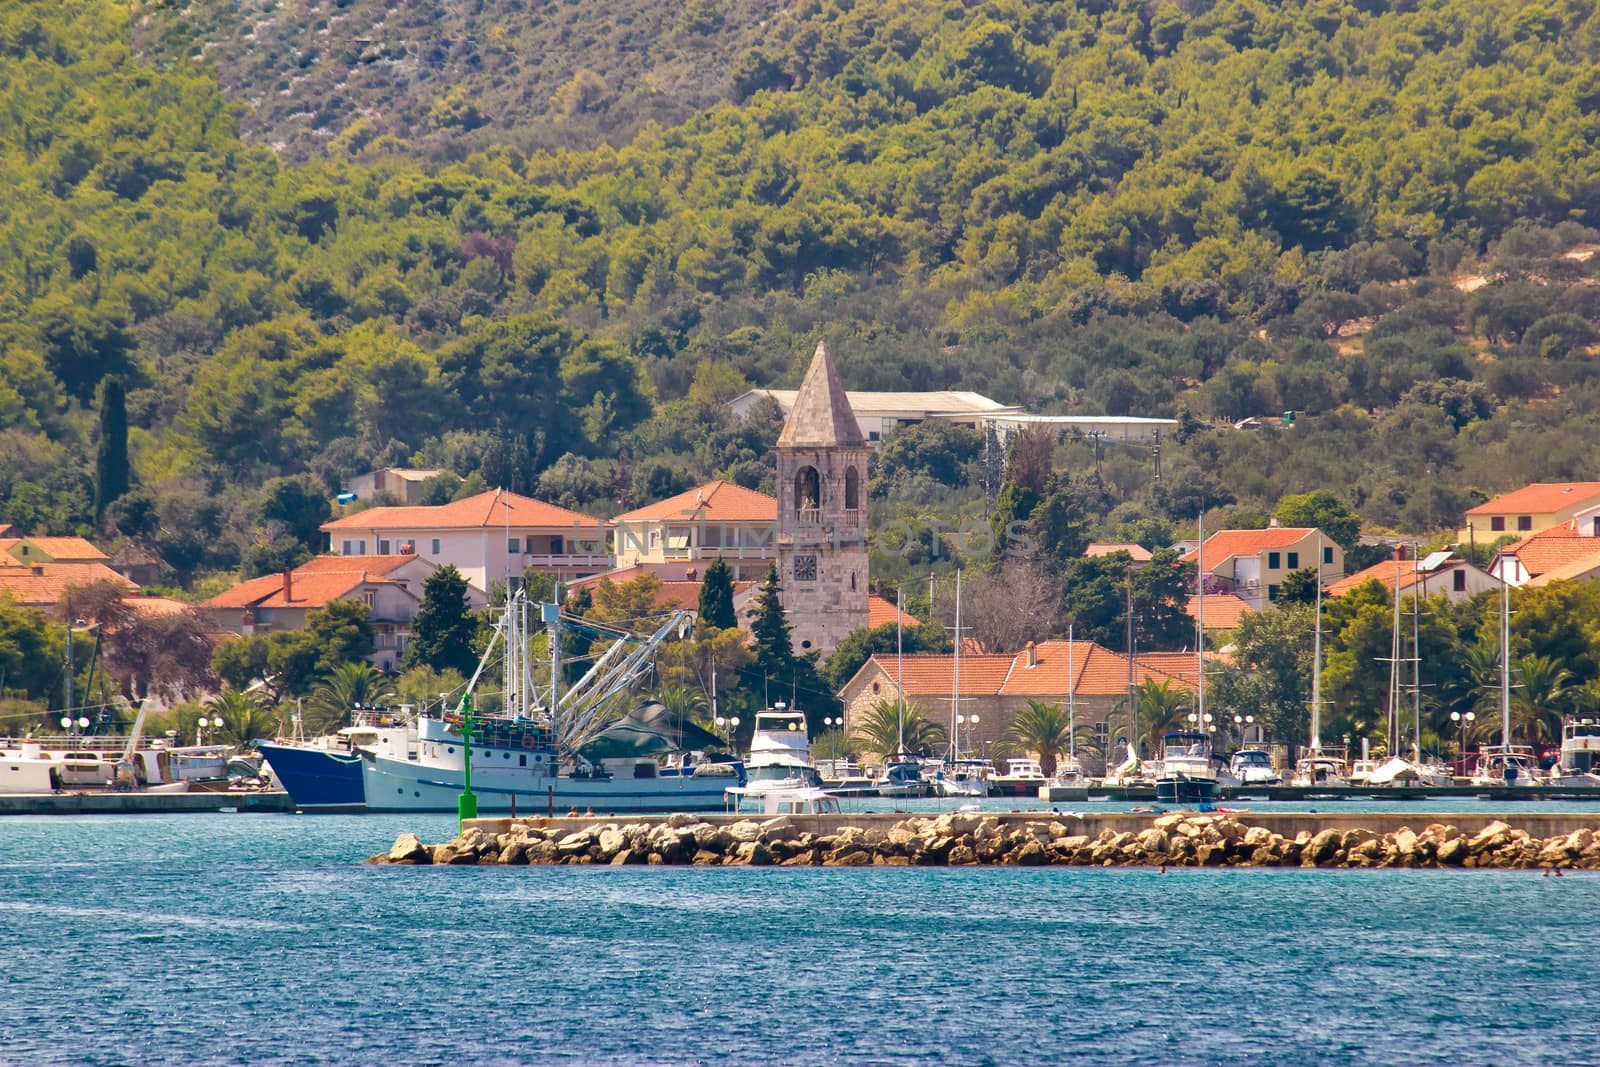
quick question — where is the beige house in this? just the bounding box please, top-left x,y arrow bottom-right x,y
342,467 -> 444,505
1461,482 -> 1600,543
839,638 -> 1196,771
321,488 -> 610,591
1326,552 -> 1497,603
1182,525 -> 1343,610
203,554 -> 485,672
0,536 -> 109,566
611,480 -> 777,581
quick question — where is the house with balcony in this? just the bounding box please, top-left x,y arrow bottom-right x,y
320,488 -> 611,591
1461,482 -> 1600,544
1182,525 -> 1343,610
612,480 -> 777,581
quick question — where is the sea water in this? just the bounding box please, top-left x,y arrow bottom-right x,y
1,812 -> 1596,1066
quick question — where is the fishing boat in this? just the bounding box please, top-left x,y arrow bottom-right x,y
365,593 -> 738,813
1155,730 -> 1218,804
257,707 -> 416,812
2,700 -> 232,795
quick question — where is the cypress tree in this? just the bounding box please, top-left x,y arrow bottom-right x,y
402,565 -> 479,677
750,563 -> 793,667
94,376 -> 129,519
698,558 -> 736,630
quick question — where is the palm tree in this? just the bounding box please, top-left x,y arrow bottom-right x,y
308,662 -> 396,735
851,699 -> 946,759
1001,700 -> 1073,776
1120,679 -> 1193,752
206,688 -> 278,747
652,683 -> 708,724
1513,653 -> 1572,746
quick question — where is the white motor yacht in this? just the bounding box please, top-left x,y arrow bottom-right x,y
1291,748 -> 1349,788
989,757 -> 1048,798
1155,730 -> 1218,805
1228,748 -> 1281,786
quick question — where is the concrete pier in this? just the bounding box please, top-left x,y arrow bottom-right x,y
0,791 -> 294,815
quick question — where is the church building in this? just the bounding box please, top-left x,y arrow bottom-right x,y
775,341 -> 871,657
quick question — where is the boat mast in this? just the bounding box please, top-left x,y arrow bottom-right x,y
1311,534 -> 1323,754
1195,513 -> 1205,728
1412,549 -> 1423,762
1389,547 -> 1403,756
896,583 -> 905,756
1500,564 -> 1512,748
1067,623 -> 1076,762
952,569 -> 962,762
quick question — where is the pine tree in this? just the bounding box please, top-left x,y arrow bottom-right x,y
750,564 -> 792,666
402,565 -> 479,677
698,558 -> 736,630
94,376 -> 129,520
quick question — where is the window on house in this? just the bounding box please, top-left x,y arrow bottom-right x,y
342,540 -> 354,555
1267,584 -> 1281,601
551,536 -> 564,555
1287,552 -> 1299,569
1517,516 -> 1532,531
1267,551 -> 1281,569
507,537 -> 521,554
431,539 -> 441,555
1491,517 -> 1505,532
357,540 -> 366,555
378,540 -> 391,555
650,530 -> 660,547
364,592 -> 375,607
1323,546 -> 1334,565
1453,570 -> 1466,592
1094,722 -> 1108,740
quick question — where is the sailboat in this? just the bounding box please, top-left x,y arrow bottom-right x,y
934,569 -> 988,798
870,585 -> 927,797
1293,533 -> 1349,787
1470,566 -> 1540,787
1156,515 -> 1219,804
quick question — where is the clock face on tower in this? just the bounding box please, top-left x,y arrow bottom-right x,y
793,554 -> 818,581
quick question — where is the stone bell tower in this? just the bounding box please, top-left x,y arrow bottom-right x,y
775,340 -> 871,658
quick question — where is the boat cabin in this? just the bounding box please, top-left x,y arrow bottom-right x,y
1559,719 -> 1600,774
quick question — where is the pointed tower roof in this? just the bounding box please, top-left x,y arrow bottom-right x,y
776,341 -> 867,448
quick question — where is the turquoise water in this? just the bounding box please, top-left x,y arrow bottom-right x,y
2,813 -> 1597,1065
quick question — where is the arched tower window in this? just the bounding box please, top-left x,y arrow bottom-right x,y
844,466 -> 860,510
794,466 -> 821,515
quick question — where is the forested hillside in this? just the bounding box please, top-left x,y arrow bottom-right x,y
4,0 -> 1600,593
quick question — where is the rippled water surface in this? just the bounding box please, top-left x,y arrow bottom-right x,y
2,813 -> 1596,1065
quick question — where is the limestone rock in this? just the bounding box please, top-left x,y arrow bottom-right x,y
388,833 -> 431,864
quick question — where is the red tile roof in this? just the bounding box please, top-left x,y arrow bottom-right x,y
1185,594 -> 1254,630
1501,524 -> 1600,579
0,562 -> 136,606
1086,542 -> 1153,561
651,579 -> 758,613
867,595 -> 917,629
294,554 -> 426,576
861,640 -> 1196,700
0,536 -> 109,562
866,653 -> 1018,698
614,480 -> 777,523
322,489 -> 605,532
1466,483 -> 1600,516
123,595 -> 199,619
203,571 -> 406,611
1185,527 -> 1319,563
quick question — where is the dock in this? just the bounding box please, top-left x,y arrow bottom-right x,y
0,790 -> 294,815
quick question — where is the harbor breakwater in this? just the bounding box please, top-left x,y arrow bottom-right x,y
371,810 -> 1600,870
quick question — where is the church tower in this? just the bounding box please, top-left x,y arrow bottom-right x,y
775,340 -> 870,658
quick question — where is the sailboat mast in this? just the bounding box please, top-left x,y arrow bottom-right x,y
896,583 -> 905,755
1196,514 -> 1205,724
1311,534 -> 1323,753
1067,623 -> 1076,761
1389,548 -> 1403,753
1500,568 -> 1512,747
952,569 -> 962,762
1412,551 -> 1423,762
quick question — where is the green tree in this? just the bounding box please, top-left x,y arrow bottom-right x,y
307,662 -> 397,734
851,698 -> 946,759
306,600 -> 376,676
748,564 -> 841,729
1274,491 -> 1361,552
1278,566 -> 1320,605
93,376 -> 129,520
1060,550 -> 1194,652
206,688 -> 278,747
0,598 -> 63,700
259,477 -> 332,550
1513,653 -> 1571,746
402,565 -> 479,677
1001,700 -> 1073,776
821,619 -> 951,692
697,558 -> 736,631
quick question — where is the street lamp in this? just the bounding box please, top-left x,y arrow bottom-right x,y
1451,710 -> 1477,767
196,716 -> 221,745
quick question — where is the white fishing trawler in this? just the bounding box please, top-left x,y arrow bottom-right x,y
360,590 -> 740,813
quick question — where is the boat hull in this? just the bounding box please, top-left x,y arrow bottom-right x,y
257,742 -> 368,812
1156,774 -> 1217,805
362,755 -> 731,813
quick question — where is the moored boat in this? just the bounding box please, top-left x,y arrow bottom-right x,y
1155,730 -> 1217,804
989,757 -> 1049,797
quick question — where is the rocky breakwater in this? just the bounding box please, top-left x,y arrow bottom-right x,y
371,813 -> 1600,870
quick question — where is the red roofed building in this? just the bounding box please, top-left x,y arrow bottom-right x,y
0,561 -> 136,608
321,488 -> 611,591
203,554 -> 481,671
1327,552 -> 1497,602
1186,593 -> 1254,633
612,480 -> 777,581
1462,482 -> 1600,543
1182,525 -> 1343,610
1491,519 -> 1600,587
0,536 -> 110,566
838,637 -> 1198,770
